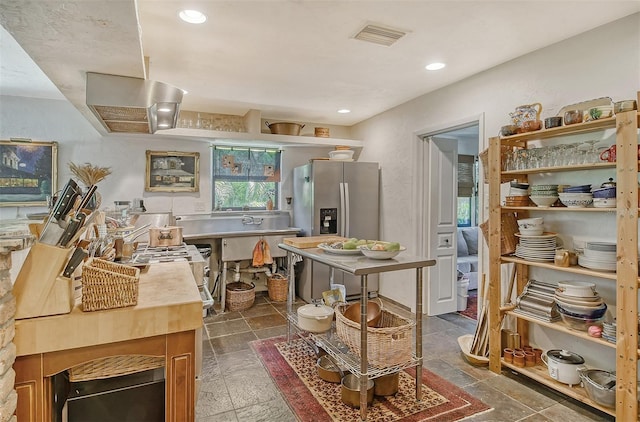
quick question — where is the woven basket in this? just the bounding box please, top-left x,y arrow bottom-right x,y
335,303 -> 414,368
69,355 -> 164,382
479,145 -> 513,181
81,259 -> 140,312
225,282 -> 255,311
479,212 -> 518,256
267,274 -> 288,302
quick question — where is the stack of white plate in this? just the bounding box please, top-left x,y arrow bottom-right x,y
602,321 -> 616,343
514,232 -> 558,262
578,242 -> 616,271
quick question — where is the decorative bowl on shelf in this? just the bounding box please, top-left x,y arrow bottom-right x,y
544,116 -> 563,128
558,193 -> 593,208
564,109 -> 583,125
529,196 -> 558,207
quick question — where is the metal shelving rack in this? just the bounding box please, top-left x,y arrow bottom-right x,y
278,243 -> 436,421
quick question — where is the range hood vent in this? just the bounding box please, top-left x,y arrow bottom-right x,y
86,72 -> 184,134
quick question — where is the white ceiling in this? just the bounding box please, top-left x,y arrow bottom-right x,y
1,1 -> 639,129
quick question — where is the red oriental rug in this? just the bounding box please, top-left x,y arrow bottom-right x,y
457,290 -> 478,320
251,336 -> 491,421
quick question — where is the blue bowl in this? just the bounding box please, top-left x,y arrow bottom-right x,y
563,185 -> 592,193
592,187 -> 616,198
556,302 -> 607,320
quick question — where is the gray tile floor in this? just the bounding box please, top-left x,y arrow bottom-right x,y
195,293 -> 614,422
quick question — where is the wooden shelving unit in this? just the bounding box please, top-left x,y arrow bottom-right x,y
487,98 -> 640,420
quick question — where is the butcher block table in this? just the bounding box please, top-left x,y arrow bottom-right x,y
13,261 -> 202,422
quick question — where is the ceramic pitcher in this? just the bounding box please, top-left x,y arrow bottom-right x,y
510,103 -> 543,127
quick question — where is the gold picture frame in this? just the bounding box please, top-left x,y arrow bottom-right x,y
0,140 -> 58,207
145,150 -> 200,192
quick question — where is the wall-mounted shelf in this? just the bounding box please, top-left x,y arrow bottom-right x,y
152,108 -> 364,148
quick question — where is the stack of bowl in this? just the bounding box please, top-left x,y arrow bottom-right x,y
506,181 -> 530,206
554,281 -> 607,331
530,184 -> 559,207
558,185 -> 593,208
592,185 -> 616,208
602,321 -> 616,343
517,217 -> 544,236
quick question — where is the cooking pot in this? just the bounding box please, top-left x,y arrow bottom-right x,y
541,349 -> 586,386
341,374 -> 374,408
148,226 -> 183,247
374,372 -> 399,396
579,368 -> 616,408
297,302 -> 334,333
316,355 -> 344,383
265,121 -> 305,136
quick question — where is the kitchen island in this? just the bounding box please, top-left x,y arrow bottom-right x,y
13,261 -> 202,422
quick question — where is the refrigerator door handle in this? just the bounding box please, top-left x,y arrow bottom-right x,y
339,182 -> 346,236
344,182 -> 350,238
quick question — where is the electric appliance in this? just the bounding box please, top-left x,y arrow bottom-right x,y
292,160 -> 380,302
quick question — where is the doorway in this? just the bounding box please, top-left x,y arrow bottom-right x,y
415,117 -> 482,316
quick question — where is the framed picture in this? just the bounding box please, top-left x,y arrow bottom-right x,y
145,150 -> 200,192
0,140 -> 58,207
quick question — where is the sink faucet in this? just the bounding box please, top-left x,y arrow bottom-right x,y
241,215 -> 263,225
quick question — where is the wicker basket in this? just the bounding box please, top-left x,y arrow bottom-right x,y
69,355 -> 164,382
225,282 -> 255,311
335,303 -> 415,368
267,274 -> 288,302
81,259 -> 140,312
479,212 -> 519,256
479,145 -> 514,181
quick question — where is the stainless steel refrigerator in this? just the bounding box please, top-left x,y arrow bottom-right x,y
292,160 -> 380,302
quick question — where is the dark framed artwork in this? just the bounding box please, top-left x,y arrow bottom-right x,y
145,150 -> 200,192
0,140 -> 58,206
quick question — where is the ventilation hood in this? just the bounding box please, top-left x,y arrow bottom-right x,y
86,72 -> 184,134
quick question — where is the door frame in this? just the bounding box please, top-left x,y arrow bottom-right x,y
412,113 -> 485,314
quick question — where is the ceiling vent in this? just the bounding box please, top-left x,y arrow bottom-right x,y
353,24 -> 407,46
86,72 -> 183,134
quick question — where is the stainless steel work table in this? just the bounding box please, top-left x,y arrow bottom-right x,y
278,243 -> 436,421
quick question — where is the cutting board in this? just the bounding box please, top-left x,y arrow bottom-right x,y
283,235 -> 347,249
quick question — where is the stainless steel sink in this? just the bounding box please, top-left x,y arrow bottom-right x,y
175,211 -> 300,239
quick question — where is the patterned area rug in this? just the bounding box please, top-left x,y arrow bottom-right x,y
458,290 -> 478,320
251,336 -> 491,421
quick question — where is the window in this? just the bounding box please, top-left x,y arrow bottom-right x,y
212,147 -> 281,210
457,154 -> 478,227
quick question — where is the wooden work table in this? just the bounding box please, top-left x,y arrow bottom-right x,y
13,261 -> 203,422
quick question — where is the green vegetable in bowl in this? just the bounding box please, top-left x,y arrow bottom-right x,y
385,242 -> 401,252
342,241 -> 358,250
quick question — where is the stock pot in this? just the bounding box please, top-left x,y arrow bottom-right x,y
297,302 -> 334,333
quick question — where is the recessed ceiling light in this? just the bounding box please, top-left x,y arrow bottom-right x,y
179,10 -> 207,24
337,109 -> 351,114
425,62 -> 446,71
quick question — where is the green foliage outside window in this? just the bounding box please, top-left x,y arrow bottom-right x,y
213,147 -> 281,210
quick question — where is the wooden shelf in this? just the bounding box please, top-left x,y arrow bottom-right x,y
500,257 -> 618,280
501,361 -> 615,417
502,206 -> 616,213
488,106 -> 640,420
502,162 -> 616,175
505,311 -> 616,349
499,116 -> 617,143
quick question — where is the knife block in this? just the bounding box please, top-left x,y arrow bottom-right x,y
13,242 -> 75,320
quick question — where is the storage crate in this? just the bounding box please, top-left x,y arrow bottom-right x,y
81,258 -> 140,311
335,303 -> 414,368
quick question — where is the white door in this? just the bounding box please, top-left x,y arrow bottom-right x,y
425,137 -> 458,315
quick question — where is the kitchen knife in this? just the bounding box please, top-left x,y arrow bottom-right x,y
62,247 -> 88,278
52,179 -> 81,221
57,213 -> 86,247
74,185 -> 98,217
